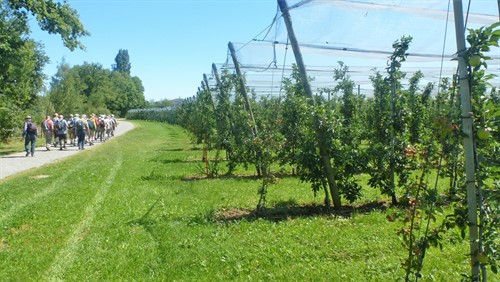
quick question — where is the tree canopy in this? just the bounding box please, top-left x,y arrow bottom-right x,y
46,50 -> 146,117
112,49 -> 131,74
6,0 -> 90,51
0,0 -> 89,141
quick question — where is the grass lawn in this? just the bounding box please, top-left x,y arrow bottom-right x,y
0,120 -> 484,281
0,138 -> 24,156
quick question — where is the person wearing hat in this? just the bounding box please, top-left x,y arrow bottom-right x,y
22,115 -> 38,157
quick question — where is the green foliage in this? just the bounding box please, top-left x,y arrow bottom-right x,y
0,5 -> 48,141
465,22 -> 500,278
0,107 -> 20,142
365,36 -> 416,205
112,49 -> 131,74
395,22 -> 500,281
0,0 -> 87,141
126,108 -> 175,123
279,65 -> 332,204
212,69 -> 235,167
46,60 -> 146,117
7,0 -> 90,51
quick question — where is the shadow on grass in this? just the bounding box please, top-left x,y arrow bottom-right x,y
156,147 -> 202,152
149,156 -> 207,165
126,199 -> 172,264
212,200 -> 390,223
156,148 -> 183,152
128,198 -> 161,226
182,172 -> 297,182
140,171 -> 181,181
182,174 -> 261,182
149,158 -> 185,164
0,150 -> 21,156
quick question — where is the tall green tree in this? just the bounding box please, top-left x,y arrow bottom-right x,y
0,5 -> 48,141
112,49 -> 131,74
0,8 -> 48,108
48,61 -> 87,115
0,0 -> 88,141
110,49 -> 145,115
109,71 -> 146,116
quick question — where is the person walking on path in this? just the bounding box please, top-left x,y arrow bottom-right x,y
22,115 -> 38,157
56,114 -> 69,150
41,115 -> 53,151
76,114 -> 88,150
68,114 -> 77,146
0,120 -> 134,181
52,113 -> 59,147
86,115 -> 96,146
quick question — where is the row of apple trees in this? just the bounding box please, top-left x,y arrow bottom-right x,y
128,25 -> 500,279
133,35 -> 498,209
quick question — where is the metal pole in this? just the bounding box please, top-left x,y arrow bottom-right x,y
228,42 -> 258,137
203,73 -> 217,113
453,0 -> 479,280
498,0 -> 500,21
228,42 -> 264,178
278,0 -> 341,208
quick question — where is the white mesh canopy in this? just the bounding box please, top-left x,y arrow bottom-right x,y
213,0 -> 500,97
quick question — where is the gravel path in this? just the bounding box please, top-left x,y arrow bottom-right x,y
0,120 -> 134,181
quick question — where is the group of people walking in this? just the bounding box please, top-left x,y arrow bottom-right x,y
22,113 -> 118,157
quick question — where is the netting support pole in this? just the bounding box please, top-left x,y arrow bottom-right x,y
203,74 -> 217,113
228,42 -> 266,180
498,0 -> 500,21
278,0 -> 341,209
228,42 -> 258,138
453,0 -> 479,280
212,64 -> 223,95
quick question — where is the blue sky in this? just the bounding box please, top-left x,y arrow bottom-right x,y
30,0 -> 278,101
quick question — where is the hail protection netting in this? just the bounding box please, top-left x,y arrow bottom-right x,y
215,0 -> 500,98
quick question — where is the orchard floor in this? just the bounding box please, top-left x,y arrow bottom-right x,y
0,120 -> 134,181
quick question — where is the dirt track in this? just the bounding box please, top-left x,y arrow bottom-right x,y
0,120 -> 134,181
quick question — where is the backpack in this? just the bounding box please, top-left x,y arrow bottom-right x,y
71,117 -> 78,128
87,119 -> 95,130
27,122 -> 37,134
76,120 -> 85,131
42,120 -> 49,131
99,119 -> 106,128
58,120 -> 67,131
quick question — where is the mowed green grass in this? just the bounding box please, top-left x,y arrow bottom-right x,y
0,121 -> 474,281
